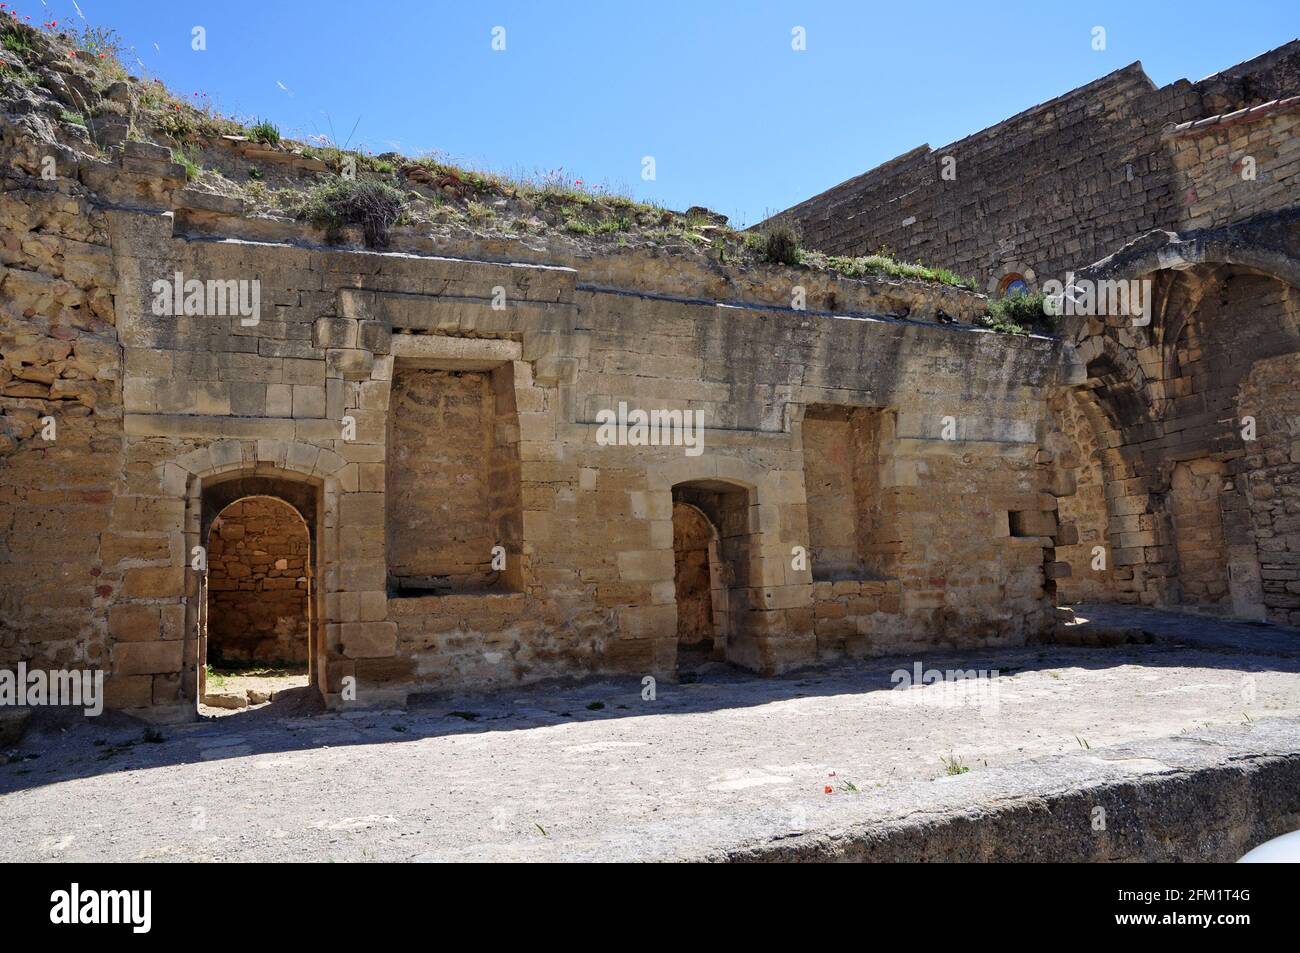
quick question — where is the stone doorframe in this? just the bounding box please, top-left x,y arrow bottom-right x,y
174,440 -> 340,709
670,499 -> 730,662
647,455 -> 813,674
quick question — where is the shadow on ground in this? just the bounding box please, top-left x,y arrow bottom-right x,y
2,603 -> 1297,796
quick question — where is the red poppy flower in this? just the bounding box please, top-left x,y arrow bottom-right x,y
824,785 -> 833,794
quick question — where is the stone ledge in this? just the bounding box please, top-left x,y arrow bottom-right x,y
515,715 -> 1300,862
391,334 -> 522,369
126,413 -> 298,440
387,591 -> 530,617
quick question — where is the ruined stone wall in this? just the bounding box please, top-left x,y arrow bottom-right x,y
1051,220 -> 1300,622
0,184 -> 123,684
1169,459 -> 1232,608
766,42 -> 1300,292
0,132 -> 1082,718
1237,352 -> 1300,625
207,496 -> 309,664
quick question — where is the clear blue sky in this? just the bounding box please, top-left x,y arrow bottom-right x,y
29,0 -> 1300,226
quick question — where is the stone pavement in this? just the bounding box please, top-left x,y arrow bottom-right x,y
2,605 -> 1299,861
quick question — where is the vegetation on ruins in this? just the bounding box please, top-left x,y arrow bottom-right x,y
979,291 -> 1054,336
170,147 -> 201,181
247,118 -> 280,146
0,11 -> 1003,313
301,178 -> 406,247
750,221 -> 802,266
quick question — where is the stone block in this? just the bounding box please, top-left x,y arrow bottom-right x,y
340,621 -> 398,658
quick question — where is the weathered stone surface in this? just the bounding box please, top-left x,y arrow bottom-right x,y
1,34 -> 1297,721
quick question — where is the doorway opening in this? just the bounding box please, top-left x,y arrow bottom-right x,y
198,475 -> 321,713
672,501 -> 724,671
670,479 -> 754,672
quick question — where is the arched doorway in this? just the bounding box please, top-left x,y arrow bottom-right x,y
198,475 -> 322,711
672,501 -> 724,669
207,496 -> 311,665
669,479 -> 757,672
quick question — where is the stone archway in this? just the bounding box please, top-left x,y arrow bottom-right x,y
647,455 -> 811,674
172,440 -> 340,711
670,479 -> 755,670
206,495 -> 312,667
197,474 -> 323,709
1055,229 -> 1300,620
671,501 -> 725,669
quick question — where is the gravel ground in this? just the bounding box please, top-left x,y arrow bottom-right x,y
3,606 -> 1299,862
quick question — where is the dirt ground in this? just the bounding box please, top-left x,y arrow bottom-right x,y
2,605 -> 1298,862
200,667 -> 310,713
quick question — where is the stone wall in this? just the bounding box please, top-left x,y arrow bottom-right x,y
0,133 -> 1083,716
386,369 -> 501,593
1237,352 -> 1300,625
1050,221 -> 1300,623
1169,459 -> 1232,608
1167,97 -> 1300,232
207,496 -> 310,664
0,177 -> 123,686
763,42 -> 1300,293
10,70 -> 1299,720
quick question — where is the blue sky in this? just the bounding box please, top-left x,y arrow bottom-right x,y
26,0 -> 1300,226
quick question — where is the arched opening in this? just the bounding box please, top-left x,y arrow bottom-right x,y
998,273 -> 1029,298
672,502 -> 724,670
197,475 -> 322,712
670,479 -> 755,672
1061,249 -> 1300,619
1048,388 -> 1116,604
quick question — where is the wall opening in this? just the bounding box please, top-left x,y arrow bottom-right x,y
672,501 -> 724,669
207,496 -> 310,666
998,273 -> 1029,297
801,405 -> 894,581
386,365 -> 523,596
197,474 -> 322,712
670,480 -> 754,669
1047,389 -> 1116,604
